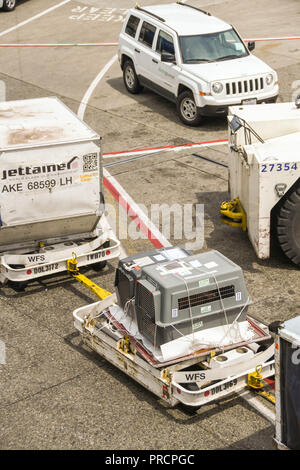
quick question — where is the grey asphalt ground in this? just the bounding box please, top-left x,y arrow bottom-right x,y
0,0 -> 299,451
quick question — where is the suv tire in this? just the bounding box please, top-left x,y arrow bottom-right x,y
2,0 -> 16,11
92,241 -> 110,271
177,91 -> 203,126
123,60 -> 143,94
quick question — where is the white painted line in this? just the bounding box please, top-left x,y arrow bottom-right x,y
77,54 -> 118,120
0,0 -> 71,38
77,54 -> 171,256
237,389 -> 275,425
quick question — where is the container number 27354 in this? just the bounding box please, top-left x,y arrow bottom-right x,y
261,162 -> 298,173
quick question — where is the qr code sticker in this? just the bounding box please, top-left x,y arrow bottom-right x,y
83,153 -> 98,172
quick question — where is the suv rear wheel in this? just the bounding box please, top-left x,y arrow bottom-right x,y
123,60 -> 143,94
177,91 -> 203,126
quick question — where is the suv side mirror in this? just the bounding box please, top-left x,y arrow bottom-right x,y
161,52 -> 176,63
247,41 -> 255,52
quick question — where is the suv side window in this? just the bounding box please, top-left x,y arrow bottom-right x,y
156,30 -> 175,55
125,15 -> 140,38
138,21 -> 156,48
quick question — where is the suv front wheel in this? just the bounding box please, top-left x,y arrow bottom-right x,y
123,60 -> 143,94
177,91 -> 203,126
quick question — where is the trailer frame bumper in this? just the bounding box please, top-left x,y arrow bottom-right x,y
0,235 -> 120,283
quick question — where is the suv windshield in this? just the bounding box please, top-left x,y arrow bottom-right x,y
179,28 -> 248,63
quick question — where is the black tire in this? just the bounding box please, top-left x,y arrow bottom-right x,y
179,403 -> 201,414
177,91 -> 203,126
276,183 -> 300,266
2,0 -> 16,11
123,60 -> 143,94
93,260 -> 107,271
8,280 -> 28,292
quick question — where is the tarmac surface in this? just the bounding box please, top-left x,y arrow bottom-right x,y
0,0 -> 299,451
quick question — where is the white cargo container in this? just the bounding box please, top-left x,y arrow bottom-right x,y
221,101 -> 300,265
0,97 -> 120,286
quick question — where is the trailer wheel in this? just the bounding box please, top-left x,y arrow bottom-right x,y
93,260 -> 107,271
92,241 -> 110,271
276,183 -> 300,266
179,402 -> 201,414
178,382 -> 202,412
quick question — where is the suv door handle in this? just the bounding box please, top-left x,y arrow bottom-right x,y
135,48 -> 140,53
152,59 -> 158,64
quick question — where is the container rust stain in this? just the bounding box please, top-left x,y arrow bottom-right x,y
8,127 -> 64,146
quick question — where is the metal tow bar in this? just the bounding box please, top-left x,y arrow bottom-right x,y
67,253 -> 112,301
220,197 -> 247,231
67,253 -> 134,354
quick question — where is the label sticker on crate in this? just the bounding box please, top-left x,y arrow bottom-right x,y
189,259 -> 202,268
132,256 -> 154,267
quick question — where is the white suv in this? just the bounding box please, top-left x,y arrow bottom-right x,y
118,2 -> 279,126
0,0 -> 16,11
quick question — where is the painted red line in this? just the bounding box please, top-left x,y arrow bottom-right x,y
103,175 -> 163,249
103,138 -> 228,157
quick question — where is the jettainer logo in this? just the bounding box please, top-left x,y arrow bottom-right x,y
1,156 -> 79,180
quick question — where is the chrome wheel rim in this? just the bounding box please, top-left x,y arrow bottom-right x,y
180,97 -> 197,121
6,0 -> 16,7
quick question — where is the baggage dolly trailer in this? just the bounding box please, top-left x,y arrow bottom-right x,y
0,97 -> 120,287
